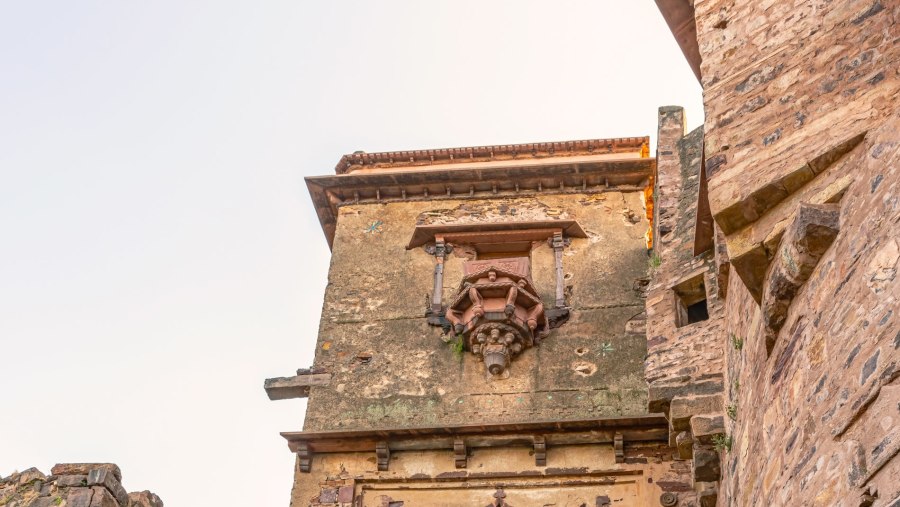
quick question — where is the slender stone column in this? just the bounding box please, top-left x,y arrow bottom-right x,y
551,232 -> 566,308
431,236 -> 447,313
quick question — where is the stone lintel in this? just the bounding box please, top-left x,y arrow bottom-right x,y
406,221 -> 586,250
264,373 -> 332,400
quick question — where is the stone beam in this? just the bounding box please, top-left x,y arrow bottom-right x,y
264,372 -> 332,401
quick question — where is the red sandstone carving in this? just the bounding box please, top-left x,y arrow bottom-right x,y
445,258 -> 549,375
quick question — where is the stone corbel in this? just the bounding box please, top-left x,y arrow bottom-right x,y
761,203 -> 840,355
454,438 -> 467,469
297,442 -> 311,473
614,432 -> 624,463
533,435 -> 547,466
376,441 -> 390,471
264,369 -> 332,400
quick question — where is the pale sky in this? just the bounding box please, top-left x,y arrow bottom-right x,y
0,2 -> 702,505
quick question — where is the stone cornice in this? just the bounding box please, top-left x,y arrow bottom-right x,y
307,145 -> 654,249
335,136 -> 649,174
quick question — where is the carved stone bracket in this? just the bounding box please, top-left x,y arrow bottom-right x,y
444,258 -> 550,376
533,436 -> 547,466
761,202 -> 840,355
297,442 -> 311,473
454,438 -> 467,469
376,441 -> 390,471
614,432 -> 624,463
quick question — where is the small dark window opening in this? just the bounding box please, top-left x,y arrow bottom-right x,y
673,273 -> 709,328
687,299 -> 709,323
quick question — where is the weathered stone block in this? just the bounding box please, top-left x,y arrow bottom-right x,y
16,467 -> 46,486
318,487 -> 338,504
66,488 -> 95,507
670,395 -> 723,431
127,491 -> 164,507
89,486 -> 119,507
337,485 -> 354,503
676,431 -> 694,459
648,379 -> 724,415
762,203 -> 840,354
52,464 -> 122,483
690,415 -> 725,445
88,468 -> 129,506
58,474 -> 89,488
693,448 -> 721,482
696,481 -> 718,507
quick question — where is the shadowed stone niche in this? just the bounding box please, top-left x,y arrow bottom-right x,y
445,257 -> 549,376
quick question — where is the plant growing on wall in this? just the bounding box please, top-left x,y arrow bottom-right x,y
726,403 -> 737,421
730,333 -> 743,350
712,433 -> 733,453
648,251 -> 662,270
448,334 -> 465,360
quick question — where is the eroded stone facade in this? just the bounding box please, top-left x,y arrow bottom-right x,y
306,192 -> 651,431
0,464 -> 163,507
272,139 -> 705,505
651,0 -> 900,505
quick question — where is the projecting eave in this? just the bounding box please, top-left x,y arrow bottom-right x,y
281,414 -> 668,453
306,154 -> 655,249
655,0 -> 702,82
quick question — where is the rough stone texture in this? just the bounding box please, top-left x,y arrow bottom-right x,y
690,415 -> 726,446
670,395 -> 724,432
303,192 -> 653,431
760,202 -> 840,354
696,480 -> 719,507
645,108 -> 726,419
693,448 -> 722,482
674,0 -> 900,505
693,0 -> 899,306
644,105 -> 728,496
0,464 -> 162,507
717,108 -> 900,507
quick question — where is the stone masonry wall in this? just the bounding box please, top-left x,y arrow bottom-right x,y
718,112 -> 900,506
645,106 -> 727,505
0,464 -> 163,507
303,192 -> 652,431
687,0 -> 900,505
